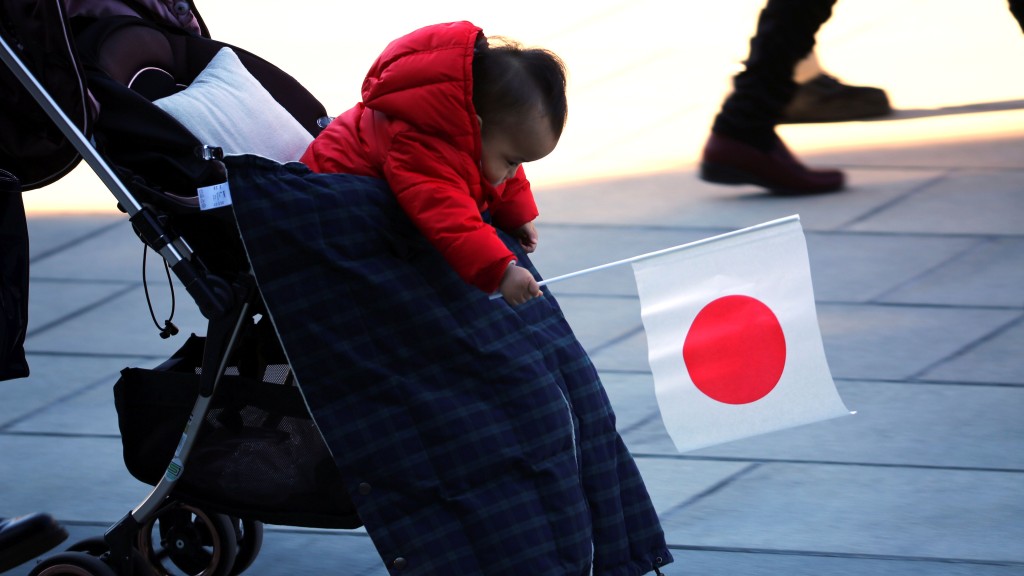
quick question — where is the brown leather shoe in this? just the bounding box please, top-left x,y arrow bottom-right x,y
0,513 -> 69,572
699,133 -> 845,195
782,73 -> 891,124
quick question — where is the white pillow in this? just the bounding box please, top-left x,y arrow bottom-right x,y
153,47 -> 313,163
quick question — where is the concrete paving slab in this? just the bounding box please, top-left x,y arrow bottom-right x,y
234,528 -> 384,575
921,316 -> 1024,385
878,237 -> 1024,308
594,372 -> 676,455
685,380 -> 1024,471
551,294 -> 650,373
653,462 -> 1024,563
536,168 -> 934,232
805,232 -> 981,303
24,286 -> 207,358
669,549 -> 1024,576
0,355 -> 143,431
816,303 -> 1018,381
588,329 -> 650,374
551,294 -> 642,352
24,280 -> 138,340
813,134 -> 1024,172
25,215 -> 122,258
846,171 -> 1024,236
633,458 -> 755,516
0,435 -> 151,524
7,372 -> 124,437
28,223 -> 150,283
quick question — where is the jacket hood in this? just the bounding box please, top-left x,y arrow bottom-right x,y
360,21 -> 483,163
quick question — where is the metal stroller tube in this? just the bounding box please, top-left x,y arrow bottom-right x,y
1,33 -> 235,320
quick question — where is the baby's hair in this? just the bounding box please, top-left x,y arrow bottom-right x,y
472,34 -> 568,138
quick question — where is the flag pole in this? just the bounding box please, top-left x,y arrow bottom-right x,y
490,215 -> 800,299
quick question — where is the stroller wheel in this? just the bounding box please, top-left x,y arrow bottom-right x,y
227,518 -> 263,575
28,551 -> 117,576
136,503 -> 238,576
65,536 -> 155,576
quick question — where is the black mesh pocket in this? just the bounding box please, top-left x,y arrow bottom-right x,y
114,334 -> 361,528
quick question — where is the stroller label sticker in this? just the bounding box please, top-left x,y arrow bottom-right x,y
198,182 -> 232,210
165,458 -> 184,482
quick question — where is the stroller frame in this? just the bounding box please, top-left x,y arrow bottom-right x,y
1,4 -> 350,575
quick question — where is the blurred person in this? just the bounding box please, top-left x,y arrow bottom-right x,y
700,0 -> 1024,195
1,171 -> 69,573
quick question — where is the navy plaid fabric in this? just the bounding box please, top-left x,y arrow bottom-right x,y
227,155 -> 672,575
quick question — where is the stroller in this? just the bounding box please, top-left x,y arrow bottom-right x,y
2,1 -> 361,574
3,2 -> 675,574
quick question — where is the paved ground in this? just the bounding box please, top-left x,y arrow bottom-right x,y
3,131 -> 1023,573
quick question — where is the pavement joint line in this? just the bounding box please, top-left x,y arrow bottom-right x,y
843,377 -> 1024,389
28,276 -> 138,286
630,453 -> 1024,475
550,292 -> 637,301
28,219 -> 125,264
24,282 -> 142,338
907,310 -> 1024,381
542,222 -> 1024,242
820,300 -> 1023,311
665,544 -> 1024,567
829,162 -> 1024,173
867,236 -> 994,303
587,325 -> 646,356
25,350 -> 165,360
616,412 -> 664,438
836,171 -> 954,231
660,463 -> 763,515
0,369 -> 126,431
807,229 -> 1023,240
0,431 -> 120,440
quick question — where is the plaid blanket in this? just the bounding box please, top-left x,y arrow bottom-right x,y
227,155 -> 671,576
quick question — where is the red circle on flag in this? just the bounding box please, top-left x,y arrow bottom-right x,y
683,295 -> 786,405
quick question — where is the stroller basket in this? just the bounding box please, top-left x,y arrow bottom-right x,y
114,334 -> 360,529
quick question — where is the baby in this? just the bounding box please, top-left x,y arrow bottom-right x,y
301,21 -> 567,305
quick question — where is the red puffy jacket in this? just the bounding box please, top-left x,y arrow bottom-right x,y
301,21 -> 539,293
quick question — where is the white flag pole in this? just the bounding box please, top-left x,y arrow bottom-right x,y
490,215 -> 800,300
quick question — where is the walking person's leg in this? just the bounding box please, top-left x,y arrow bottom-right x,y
700,0 -> 845,194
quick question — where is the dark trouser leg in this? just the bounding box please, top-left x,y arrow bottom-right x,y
1010,0 -> 1024,32
711,0 -> 838,150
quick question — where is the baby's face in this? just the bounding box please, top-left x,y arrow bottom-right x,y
479,113 -> 558,187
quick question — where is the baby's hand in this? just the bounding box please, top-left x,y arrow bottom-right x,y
500,263 -> 542,305
514,221 -> 538,254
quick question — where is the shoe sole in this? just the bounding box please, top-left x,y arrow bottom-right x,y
699,161 -> 843,196
780,109 -> 892,125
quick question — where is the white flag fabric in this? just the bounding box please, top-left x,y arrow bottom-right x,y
632,215 -> 852,453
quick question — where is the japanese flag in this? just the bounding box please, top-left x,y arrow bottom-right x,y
631,215 -> 853,453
